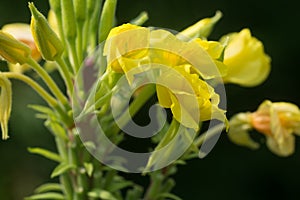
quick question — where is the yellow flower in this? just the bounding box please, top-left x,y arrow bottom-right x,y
194,38 -> 227,77
0,73 -> 12,140
221,28 -> 271,87
103,23 -> 150,73
156,64 -> 227,130
104,24 -> 228,129
1,23 -> 41,73
228,100 -> 300,156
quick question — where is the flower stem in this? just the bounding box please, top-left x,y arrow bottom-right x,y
3,72 -> 57,107
194,123 -> 225,147
56,57 -> 74,97
27,58 -> 69,107
114,84 -> 156,130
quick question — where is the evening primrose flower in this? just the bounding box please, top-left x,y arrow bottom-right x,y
156,64 -> 227,130
0,73 -> 12,140
2,23 -> 41,73
194,38 -> 227,77
228,100 -> 300,156
104,23 -> 150,73
220,28 -> 271,87
104,24 -> 227,129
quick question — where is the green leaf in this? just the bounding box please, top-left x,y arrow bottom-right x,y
83,162 -> 94,177
28,104 -> 56,119
108,180 -> 133,192
34,183 -> 62,194
88,189 -> 117,200
51,163 -> 76,178
25,192 -> 64,200
28,147 -> 62,163
157,193 -> 182,200
44,120 -> 68,140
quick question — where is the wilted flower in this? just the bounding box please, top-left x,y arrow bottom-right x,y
0,73 -> 12,140
228,100 -> 300,156
220,28 -> 271,87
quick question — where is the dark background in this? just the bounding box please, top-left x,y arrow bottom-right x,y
1,0 -> 300,199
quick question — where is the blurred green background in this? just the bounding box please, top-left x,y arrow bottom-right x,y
1,0 -> 300,199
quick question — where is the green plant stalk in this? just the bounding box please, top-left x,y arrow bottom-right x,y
3,72 -> 57,107
61,0 -> 80,72
56,57 -> 74,97
27,58 -> 69,107
194,123 -> 225,147
114,84 -> 156,130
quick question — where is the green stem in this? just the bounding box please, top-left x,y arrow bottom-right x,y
69,41 -> 80,73
27,58 -> 69,107
3,72 -> 57,108
56,57 -> 74,97
115,84 -> 156,130
194,123 -> 225,147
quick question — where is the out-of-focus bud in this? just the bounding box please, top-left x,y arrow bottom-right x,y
29,2 -> 64,61
221,28 -> 271,87
2,23 -> 41,61
0,31 -> 31,65
0,73 -> 12,140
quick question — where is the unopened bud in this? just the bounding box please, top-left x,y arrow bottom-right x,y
29,2 -> 64,61
0,31 -> 31,64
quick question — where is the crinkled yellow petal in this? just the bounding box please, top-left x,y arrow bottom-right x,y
150,29 -> 221,79
104,23 -> 150,72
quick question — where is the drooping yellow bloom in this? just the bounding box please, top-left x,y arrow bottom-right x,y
220,28 -> 271,87
0,73 -> 12,140
104,24 -> 228,129
1,23 -> 41,73
228,100 -> 300,156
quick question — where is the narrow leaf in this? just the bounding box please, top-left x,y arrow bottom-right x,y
34,183 -> 62,194
157,193 -> 182,200
51,163 -> 76,178
25,192 -> 64,200
88,189 -> 117,200
28,147 -> 62,162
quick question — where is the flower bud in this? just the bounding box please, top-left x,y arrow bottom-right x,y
179,11 -> 222,40
220,28 -> 271,87
98,0 -> 118,42
29,2 -> 64,61
0,73 -> 12,140
0,31 -> 31,64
